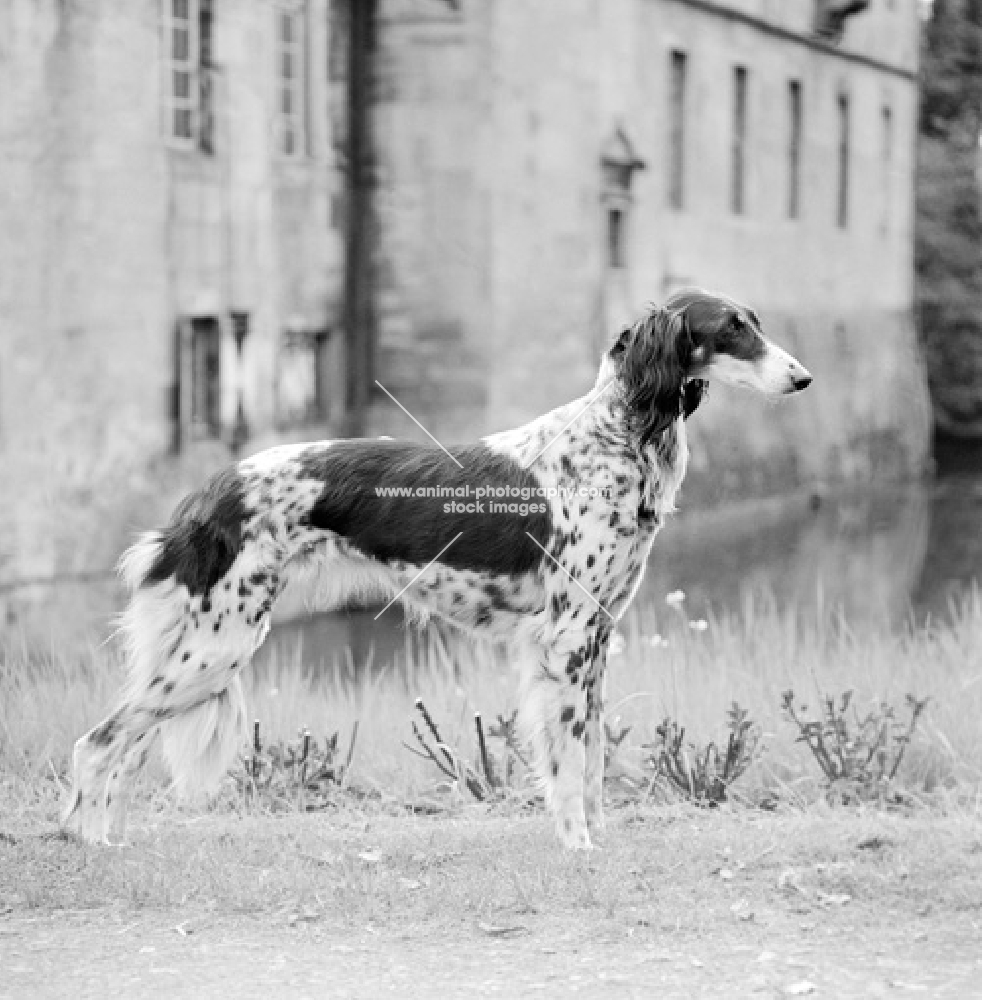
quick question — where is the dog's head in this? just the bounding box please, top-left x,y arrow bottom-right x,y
610,287 -> 811,444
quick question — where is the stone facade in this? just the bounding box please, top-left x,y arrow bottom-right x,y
0,0 -> 930,637
0,0 -> 344,633
369,0 -> 931,497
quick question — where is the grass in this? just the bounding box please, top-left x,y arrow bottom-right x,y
0,804 -> 979,923
2,594 -> 981,997
1,586 -> 980,826
3,805 -> 980,998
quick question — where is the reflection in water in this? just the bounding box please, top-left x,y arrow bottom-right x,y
638,484 -> 933,627
259,478 -> 982,674
260,604 -> 424,678
912,478 -> 982,622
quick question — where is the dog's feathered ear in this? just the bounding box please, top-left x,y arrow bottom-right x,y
612,307 -> 692,445
682,379 -> 708,420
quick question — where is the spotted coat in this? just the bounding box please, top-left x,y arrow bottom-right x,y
63,288 -> 811,848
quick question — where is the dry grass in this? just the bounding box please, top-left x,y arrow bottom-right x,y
3,589 -> 980,1000
1,802 -> 980,931
1,587 -> 980,827
3,804 -> 980,1000
2,594 -> 981,992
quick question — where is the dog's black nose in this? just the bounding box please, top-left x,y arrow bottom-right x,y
792,373 -> 812,391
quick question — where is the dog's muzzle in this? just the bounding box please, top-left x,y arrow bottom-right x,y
787,359 -> 812,393
761,342 -> 812,396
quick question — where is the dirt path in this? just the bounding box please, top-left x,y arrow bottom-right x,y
3,807 -> 981,998
3,905 -> 981,999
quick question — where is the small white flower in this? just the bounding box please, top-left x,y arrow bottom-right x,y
268,687 -> 279,697
665,590 -> 686,607
688,619 -> 709,632
609,633 -> 626,657
642,634 -> 669,648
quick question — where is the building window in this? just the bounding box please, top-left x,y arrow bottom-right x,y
787,80 -> 802,219
731,67 -> 748,215
230,312 -> 251,450
176,317 -> 221,444
836,93 -> 850,228
198,0 -> 215,153
880,104 -> 893,235
607,208 -> 625,269
277,329 -> 332,426
161,0 -> 214,152
327,0 -> 349,159
668,51 -> 687,210
191,318 -> 221,434
276,2 -> 308,158
163,0 -> 195,143
601,125 -> 644,275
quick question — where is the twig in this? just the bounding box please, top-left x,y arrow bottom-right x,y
489,710 -> 530,770
475,713 -> 493,786
408,722 -> 457,781
300,729 -> 311,784
343,720 -> 360,787
47,759 -> 66,794
415,698 -> 457,775
889,696 -> 930,780
406,705 -> 488,801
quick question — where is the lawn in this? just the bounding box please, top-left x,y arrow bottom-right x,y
1,589 -> 980,997
1,806 -> 981,997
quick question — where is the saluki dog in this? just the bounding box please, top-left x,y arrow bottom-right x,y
64,288 -> 811,848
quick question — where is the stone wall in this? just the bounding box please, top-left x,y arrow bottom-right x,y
0,0 -> 343,635
367,0 -> 931,502
0,0 -> 932,641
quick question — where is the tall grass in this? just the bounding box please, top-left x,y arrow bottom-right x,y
2,588 -> 980,815
611,587 -> 982,794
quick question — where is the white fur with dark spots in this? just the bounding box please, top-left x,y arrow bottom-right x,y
63,289 -> 810,848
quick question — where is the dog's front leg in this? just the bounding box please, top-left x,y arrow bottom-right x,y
582,641 -> 609,838
518,634 -> 600,850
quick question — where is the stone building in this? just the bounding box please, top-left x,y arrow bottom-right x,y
0,0 -> 930,633
370,0 -> 931,487
0,0 -> 346,628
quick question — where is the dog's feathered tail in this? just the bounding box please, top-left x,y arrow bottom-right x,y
159,678 -> 248,796
116,531 -> 247,797
117,530 -> 166,590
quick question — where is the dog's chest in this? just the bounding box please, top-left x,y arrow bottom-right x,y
537,420 -> 688,616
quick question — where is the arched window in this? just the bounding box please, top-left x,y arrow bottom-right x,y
601,127 -> 645,272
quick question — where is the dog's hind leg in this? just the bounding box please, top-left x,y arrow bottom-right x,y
65,646 -> 254,844
65,571 -> 274,843
63,709 -> 128,843
63,704 -> 162,845
104,728 -> 157,846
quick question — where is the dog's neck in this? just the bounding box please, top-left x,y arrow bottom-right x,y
592,354 -> 687,459
486,354 -> 688,506
587,356 -> 689,509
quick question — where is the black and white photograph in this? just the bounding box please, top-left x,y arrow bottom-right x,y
1,0 -> 980,996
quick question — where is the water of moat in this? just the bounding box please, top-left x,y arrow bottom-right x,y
256,472 -> 982,675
